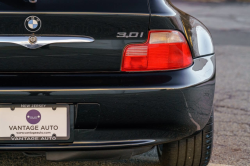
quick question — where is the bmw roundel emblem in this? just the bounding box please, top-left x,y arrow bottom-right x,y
24,16 -> 42,32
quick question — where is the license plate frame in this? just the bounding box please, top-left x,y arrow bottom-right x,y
0,104 -> 73,143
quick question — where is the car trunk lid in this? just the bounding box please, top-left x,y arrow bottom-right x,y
0,0 -> 150,72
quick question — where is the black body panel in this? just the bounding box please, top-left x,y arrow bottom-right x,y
0,74 -> 215,144
0,0 -> 215,160
0,0 -> 149,72
0,55 -> 215,145
0,0 -> 149,13
149,0 -> 214,58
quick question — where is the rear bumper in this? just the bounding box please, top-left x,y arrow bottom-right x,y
0,54 -> 215,151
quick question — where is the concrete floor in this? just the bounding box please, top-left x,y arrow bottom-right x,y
1,1 -> 250,166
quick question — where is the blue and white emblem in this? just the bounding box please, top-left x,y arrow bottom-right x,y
24,16 -> 42,32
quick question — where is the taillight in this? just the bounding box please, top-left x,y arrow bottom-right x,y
121,30 -> 193,72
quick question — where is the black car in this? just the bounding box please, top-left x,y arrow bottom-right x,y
0,0 -> 215,165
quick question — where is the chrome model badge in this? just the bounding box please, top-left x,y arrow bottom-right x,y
24,16 -> 42,32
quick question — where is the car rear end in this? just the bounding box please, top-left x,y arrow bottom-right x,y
0,0 -> 215,162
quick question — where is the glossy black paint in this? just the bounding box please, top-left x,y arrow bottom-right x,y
0,55 -> 215,90
0,55 -> 215,146
0,0 -> 213,72
0,77 -> 215,149
149,0 -> 214,57
0,14 -> 149,72
0,0 -> 149,13
0,0 -> 216,157
0,0 -> 150,72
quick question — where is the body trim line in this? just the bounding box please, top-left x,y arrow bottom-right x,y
0,12 -> 149,16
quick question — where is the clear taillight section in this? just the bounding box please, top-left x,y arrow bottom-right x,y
121,30 -> 193,72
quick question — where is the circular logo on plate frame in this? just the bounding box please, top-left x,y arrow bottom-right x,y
26,109 -> 41,124
24,16 -> 42,33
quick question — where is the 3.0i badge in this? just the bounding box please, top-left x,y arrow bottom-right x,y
24,16 -> 42,32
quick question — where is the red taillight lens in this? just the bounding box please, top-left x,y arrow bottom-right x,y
121,30 -> 193,72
